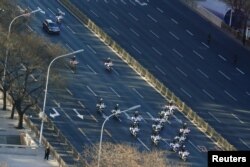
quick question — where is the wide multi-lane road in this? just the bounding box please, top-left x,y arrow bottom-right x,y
16,0 -> 221,166
68,0 -> 250,150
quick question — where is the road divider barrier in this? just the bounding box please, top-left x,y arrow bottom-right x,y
58,0 -> 236,152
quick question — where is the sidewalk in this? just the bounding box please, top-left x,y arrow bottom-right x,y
0,97 -> 59,167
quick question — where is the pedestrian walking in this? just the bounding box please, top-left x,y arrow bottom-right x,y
44,146 -> 50,160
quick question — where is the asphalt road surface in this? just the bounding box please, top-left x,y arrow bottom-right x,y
66,0 -> 250,150
15,0 -> 227,166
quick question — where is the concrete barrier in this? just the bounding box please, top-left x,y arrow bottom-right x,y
58,0 -> 237,151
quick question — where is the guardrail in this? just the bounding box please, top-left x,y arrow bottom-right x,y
0,144 -> 38,155
58,0 -> 236,151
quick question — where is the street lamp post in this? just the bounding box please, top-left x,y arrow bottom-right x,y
97,105 -> 141,167
3,7 -> 45,85
38,49 -> 84,145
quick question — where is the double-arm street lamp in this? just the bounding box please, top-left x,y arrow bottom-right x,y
39,49 -> 84,145
97,105 -> 141,167
3,7 -> 45,85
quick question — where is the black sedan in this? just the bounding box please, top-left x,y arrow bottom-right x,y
42,19 -> 60,34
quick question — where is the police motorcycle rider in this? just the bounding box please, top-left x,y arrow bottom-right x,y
131,111 -> 141,127
170,139 -> 181,152
174,131 -> 186,144
178,145 -> 190,161
151,131 -> 161,146
55,9 -> 65,24
152,119 -> 164,134
129,124 -> 140,137
179,123 -> 190,137
111,104 -> 120,118
96,98 -> 105,113
163,101 -> 177,116
104,57 -> 113,71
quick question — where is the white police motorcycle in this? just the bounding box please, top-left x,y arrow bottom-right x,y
179,127 -> 190,137
55,9 -> 65,24
129,125 -> 140,137
170,142 -> 181,152
178,150 -> 190,161
96,102 -> 106,114
104,58 -> 113,72
151,134 -> 161,146
131,116 -> 141,127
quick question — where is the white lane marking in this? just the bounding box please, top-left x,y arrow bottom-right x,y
176,67 -> 188,77
66,88 -> 73,96
224,90 -> 237,101
110,87 -> 120,97
78,101 -> 85,109
202,89 -> 215,100
208,112 -> 221,123
197,69 -> 209,79
239,138 -> 250,149
173,115 -> 182,123
218,54 -> 226,61
135,0 -> 148,6
185,29 -> 193,36
47,8 -> 55,15
152,47 -> 162,56
155,65 -> 166,75
124,112 -> 131,119
87,45 -> 96,54
156,7 -> 164,13
171,18 -> 178,24
137,138 -> 150,151
232,114 -> 244,124
73,108 -> 84,119
130,28 -> 140,36
246,92 -> 250,96
78,128 -> 94,145
87,86 -> 97,96
26,25 -> 33,32
86,64 -> 97,74
128,12 -> 138,21
193,50 -> 204,59
169,31 -> 179,40
219,70 -> 231,80
110,27 -> 119,35
104,129 -> 112,137
236,67 -> 245,75
201,42 -> 209,48
147,14 -> 157,22
110,11 -> 119,19
90,10 -> 99,17
112,68 -> 120,76
132,88 -> 144,98
91,114 -> 98,122
121,0 -> 127,5
131,45 -> 142,54
149,30 -> 159,38
65,43 -> 73,51
53,100 -> 60,108
66,26 -> 76,34
172,48 -> 183,58
129,0 -> 136,5
146,112 -> 154,119
180,88 -> 192,98
50,108 -> 60,118
188,140 -> 201,152
30,75 -> 37,81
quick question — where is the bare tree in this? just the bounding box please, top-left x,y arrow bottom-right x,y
82,142 -> 187,167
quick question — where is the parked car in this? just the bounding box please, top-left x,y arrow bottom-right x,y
42,19 -> 60,34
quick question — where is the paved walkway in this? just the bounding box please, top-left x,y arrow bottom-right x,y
0,96 -> 59,167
